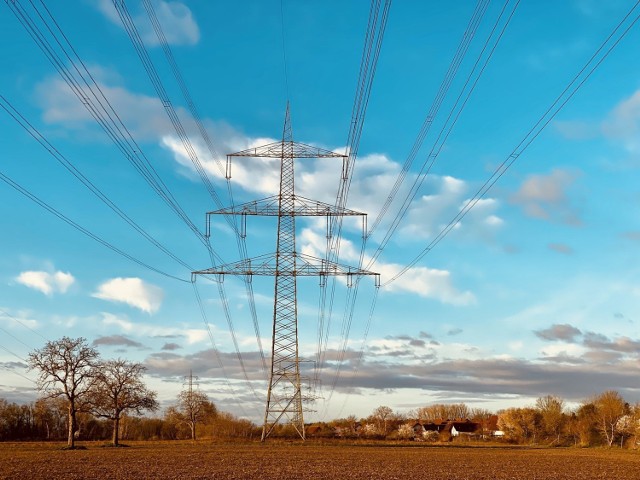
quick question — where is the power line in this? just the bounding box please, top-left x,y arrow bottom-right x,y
367,0 -> 517,270
135,0 -> 267,371
191,281 -> 255,418
111,0 -> 239,235
384,0 -> 640,285
332,284 -> 380,419
321,0 -> 508,406
7,0 -> 209,249
0,168 -> 188,282
367,0 -> 492,237
0,325 -> 33,350
0,309 -> 47,341
0,343 -> 39,387
0,95 -> 195,272
320,0 -> 487,402
316,0 -> 391,394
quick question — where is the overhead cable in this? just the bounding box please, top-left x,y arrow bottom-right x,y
7,0 -> 209,249
0,96 -> 194,272
0,169 -> 188,282
385,0 -> 640,285
136,0 -> 267,371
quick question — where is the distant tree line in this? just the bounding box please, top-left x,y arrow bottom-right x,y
307,392 -> 640,448
497,391 -> 640,447
0,337 -> 255,444
0,397 -> 255,442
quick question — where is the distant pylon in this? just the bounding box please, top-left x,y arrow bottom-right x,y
193,104 -> 379,440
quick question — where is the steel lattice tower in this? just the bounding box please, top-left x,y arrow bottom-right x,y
193,105 -> 378,440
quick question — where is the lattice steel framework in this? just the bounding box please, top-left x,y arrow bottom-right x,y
193,106 -> 379,440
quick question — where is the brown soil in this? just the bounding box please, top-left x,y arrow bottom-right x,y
1,441 -> 639,479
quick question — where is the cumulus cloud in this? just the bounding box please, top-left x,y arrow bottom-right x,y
93,334 -> 145,349
16,270 -> 75,296
34,67 -> 501,303
510,169 -> 582,225
556,89 -> 640,153
93,278 -> 164,313
535,323 -> 640,361
397,178 -> 503,242
582,332 -> 640,353
35,68 -> 503,250
161,342 -> 182,351
97,0 -> 199,46
37,75 -> 174,141
299,227 -> 475,306
101,312 -> 208,344
534,323 -> 582,342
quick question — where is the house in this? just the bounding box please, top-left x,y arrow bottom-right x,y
416,418 -> 480,441
450,419 -> 480,438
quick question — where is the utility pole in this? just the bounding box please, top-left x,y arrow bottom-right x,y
193,105 -> 378,440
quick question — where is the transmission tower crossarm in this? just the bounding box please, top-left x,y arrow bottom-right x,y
228,141 -> 347,159
192,252 -> 379,280
206,195 -> 366,217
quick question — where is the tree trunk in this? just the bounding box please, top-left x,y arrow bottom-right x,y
113,416 -> 120,446
191,421 -> 196,441
67,403 -> 75,448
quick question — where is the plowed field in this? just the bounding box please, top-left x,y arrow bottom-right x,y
1,441 -> 639,479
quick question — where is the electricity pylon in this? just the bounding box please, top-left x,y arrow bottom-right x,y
193,105 -> 379,440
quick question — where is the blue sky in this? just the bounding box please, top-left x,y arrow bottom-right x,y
2,0 -> 640,423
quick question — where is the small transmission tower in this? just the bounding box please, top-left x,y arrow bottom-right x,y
193,105 -> 378,440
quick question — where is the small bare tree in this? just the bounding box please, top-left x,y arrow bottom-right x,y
177,389 -> 213,440
28,337 -> 100,448
371,406 -> 393,436
417,403 -> 470,422
87,359 -> 159,446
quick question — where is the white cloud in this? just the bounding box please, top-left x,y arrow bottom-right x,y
93,277 -> 164,313
35,68 -> 501,294
377,261 -> 476,306
100,312 -> 208,344
97,0 -> 199,46
16,270 -> 75,296
540,342 -> 584,359
299,228 -> 475,306
0,309 -> 39,330
37,76 -> 174,140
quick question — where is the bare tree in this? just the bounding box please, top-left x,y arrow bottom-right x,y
177,389 -> 214,440
417,403 -> 470,422
87,359 -> 158,446
371,406 -> 393,436
28,337 -> 100,448
593,390 -> 628,447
